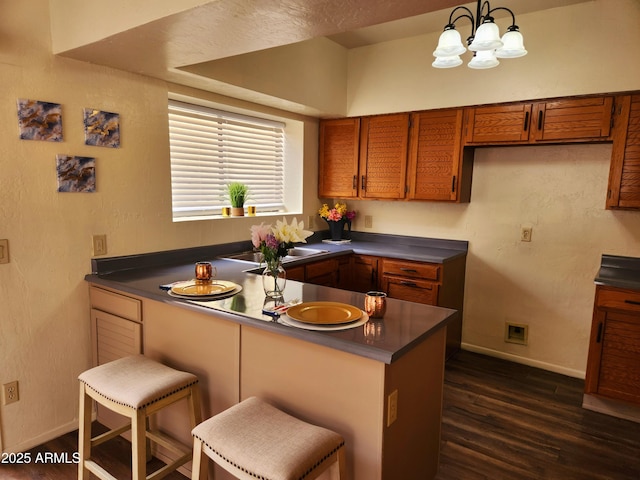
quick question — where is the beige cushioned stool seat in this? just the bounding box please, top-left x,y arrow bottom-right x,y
78,355 -> 203,480
78,354 -> 198,408
191,396 -> 345,480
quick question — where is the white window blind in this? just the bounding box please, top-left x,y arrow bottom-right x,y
169,100 -> 285,220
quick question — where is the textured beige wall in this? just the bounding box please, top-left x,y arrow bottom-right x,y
343,0 -> 640,375
0,1 -> 318,452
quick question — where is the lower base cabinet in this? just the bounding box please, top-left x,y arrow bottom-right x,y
585,285 -> 640,416
379,257 -> 465,359
89,286 -> 143,429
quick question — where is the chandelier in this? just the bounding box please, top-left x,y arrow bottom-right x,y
432,0 -> 527,69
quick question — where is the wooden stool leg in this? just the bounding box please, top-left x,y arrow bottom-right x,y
336,447 -> 347,479
78,383 -> 93,480
191,438 -> 206,480
132,408 -> 147,480
188,384 -> 207,480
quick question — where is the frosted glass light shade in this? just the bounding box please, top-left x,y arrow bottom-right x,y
495,29 -> 527,58
469,21 -> 503,51
433,27 -> 466,57
432,55 -> 464,68
468,49 -> 499,69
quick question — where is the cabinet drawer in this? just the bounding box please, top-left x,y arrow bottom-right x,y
382,276 -> 439,305
89,286 -> 142,322
381,259 -> 440,281
596,286 -> 640,314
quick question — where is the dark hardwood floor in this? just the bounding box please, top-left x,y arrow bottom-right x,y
435,351 -> 640,480
2,351 -> 638,479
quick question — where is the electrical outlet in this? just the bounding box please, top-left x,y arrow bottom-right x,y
3,381 -> 19,405
92,234 -> 107,256
364,215 -> 373,228
307,215 -> 314,228
521,226 -> 532,242
387,389 -> 398,426
0,239 -> 8,264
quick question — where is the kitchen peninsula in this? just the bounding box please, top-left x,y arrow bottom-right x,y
85,233 -> 466,480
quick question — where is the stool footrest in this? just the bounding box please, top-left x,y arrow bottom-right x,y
85,459 -> 118,480
147,429 -> 191,456
91,424 -> 131,448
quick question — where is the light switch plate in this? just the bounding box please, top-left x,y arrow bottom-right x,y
0,239 -> 9,264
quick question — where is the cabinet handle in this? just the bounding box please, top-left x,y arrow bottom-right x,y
523,111 -> 530,131
537,111 -> 544,130
451,175 -> 456,193
400,281 -> 417,287
361,175 -> 366,190
624,299 -> 640,306
400,268 -> 418,273
352,175 -> 357,189
596,322 -> 603,343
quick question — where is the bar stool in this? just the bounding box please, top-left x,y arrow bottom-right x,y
78,355 -> 203,480
191,396 -> 346,480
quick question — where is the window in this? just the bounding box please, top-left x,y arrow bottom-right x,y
169,99 -> 286,221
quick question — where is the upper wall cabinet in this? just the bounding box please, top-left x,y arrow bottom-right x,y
318,118 -> 360,198
607,94 -> 640,209
358,113 -> 410,199
464,96 -> 615,145
407,108 -> 472,202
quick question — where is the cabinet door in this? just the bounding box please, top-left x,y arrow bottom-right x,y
359,114 -> 409,199
305,258 -> 338,287
318,118 -> 360,198
586,309 -> 640,405
350,255 -> 379,293
408,109 -> 470,202
607,94 -> 640,209
286,265 -> 305,282
464,104 -> 532,144
531,96 -> 613,142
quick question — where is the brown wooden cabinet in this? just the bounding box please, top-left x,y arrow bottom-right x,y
318,118 -> 360,198
348,254 -> 379,293
407,108 -> 472,202
607,94 -> 640,209
318,114 -> 410,200
585,285 -> 640,406
359,113 -> 410,199
464,103 -> 533,144
464,96 -> 614,145
530,97 -> 613,143
379,256 -> 466,358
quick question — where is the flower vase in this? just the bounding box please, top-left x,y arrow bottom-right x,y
262,260 -> 286,298
326,219 -> 351,241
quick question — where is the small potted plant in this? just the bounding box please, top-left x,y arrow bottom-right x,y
226,182 -> 249,216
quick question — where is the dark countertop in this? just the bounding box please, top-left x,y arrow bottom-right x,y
595,254 -> 640,290
86,231 -> 466,364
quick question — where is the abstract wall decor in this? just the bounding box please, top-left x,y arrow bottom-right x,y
17,99 -> 63,141
83,108 -> 120,148
56,155 -> 96,193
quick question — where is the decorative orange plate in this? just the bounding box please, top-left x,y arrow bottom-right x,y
170,280 -> 237,297
286,302 -> 362,325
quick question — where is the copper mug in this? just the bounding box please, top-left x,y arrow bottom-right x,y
195,262 -> 215,283
364,291 -> 387,319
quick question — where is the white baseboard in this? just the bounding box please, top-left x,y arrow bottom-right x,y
461,343 -> 586,379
